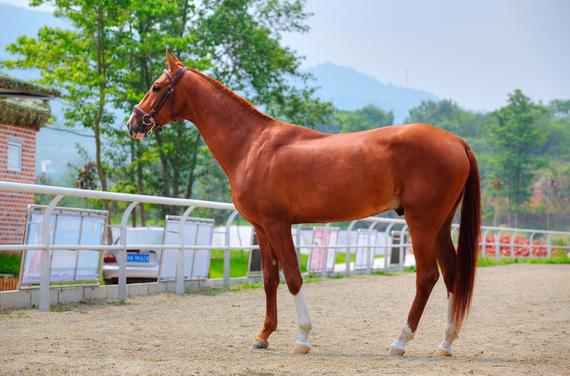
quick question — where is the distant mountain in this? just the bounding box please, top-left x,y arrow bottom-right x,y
305,63 -> 438,123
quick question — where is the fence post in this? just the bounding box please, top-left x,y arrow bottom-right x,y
510,231 -> 517,258
39,194 -> 64,312
224,210 -> 240,288
345,220 -> 358,275
529,232 -> 536,257
295,224 -> 302,270
398,225 -> 408,271
119,201 -> 139,301
494,230 -> 502,261
546,234 -> 553,258
384,223 -> 395,272
320,224 -> 330,278
481,229 -> 489,258
366,223 -> 377,275
176,206 -> 195,295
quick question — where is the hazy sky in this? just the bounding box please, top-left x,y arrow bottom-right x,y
2,0 -> 569,111
282,0 -> 570,110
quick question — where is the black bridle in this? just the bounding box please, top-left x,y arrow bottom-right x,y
132,66 -> 188,136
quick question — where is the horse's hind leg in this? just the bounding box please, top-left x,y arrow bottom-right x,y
434,220 -> 460,356
263,221 -> 312,354
390,220 -> 439,356
252,225 -> 280,349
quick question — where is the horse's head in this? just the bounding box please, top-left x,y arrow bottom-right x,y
127,51 -> 188,139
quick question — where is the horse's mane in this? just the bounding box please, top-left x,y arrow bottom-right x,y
187,67 -> 273,122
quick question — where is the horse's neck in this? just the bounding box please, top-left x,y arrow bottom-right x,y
181,70 -> 271,178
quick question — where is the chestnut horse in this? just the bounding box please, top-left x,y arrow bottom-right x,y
128,52 -> 480,356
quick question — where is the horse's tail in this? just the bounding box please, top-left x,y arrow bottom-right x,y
452,145 -> 481,329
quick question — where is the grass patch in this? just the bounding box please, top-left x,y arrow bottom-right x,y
50,280 -> 99,286
209,250 -> 309,279
229,281 -> 264,291
327,273 -> 345,279
334,252 -> 356,265
2,311 -> 29,319
404,265 -> 416,273
188,287 -> 225,296
478,254 -> 570,267
209,249 -> 250,279
186,282 -> 264,296
0,254 -> 21,275
49,305 -> 73,313
371,270 -> 398,276
109,299 -> 129,306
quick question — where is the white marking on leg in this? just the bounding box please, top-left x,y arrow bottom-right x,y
390,322 -> 415,354
294,288 -> 312,351
436,294 -> 458,355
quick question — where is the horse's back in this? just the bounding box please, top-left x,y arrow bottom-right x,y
234,122 -> 471,223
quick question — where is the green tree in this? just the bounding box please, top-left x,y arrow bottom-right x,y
337,104 -> 393,133
2,0 -> 126,218
487,90 -> 546,227
538,100 -> 570,162
107,0 -> 333,220
108,0 -> 205,221
406,99 -> 484,139
195,0 -> 332,130
2,0 -> 331,224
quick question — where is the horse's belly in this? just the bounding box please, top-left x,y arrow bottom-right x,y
285,174 -> 397,223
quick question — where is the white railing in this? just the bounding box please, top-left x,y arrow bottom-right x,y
0,181 -> 569,312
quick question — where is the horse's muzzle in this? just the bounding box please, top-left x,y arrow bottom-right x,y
127,112 -> 146,139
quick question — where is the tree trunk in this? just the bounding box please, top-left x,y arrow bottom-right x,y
129,141 -> 137,227
135,142 -> 146,226
154,132 -> 172,201
185,130 -> 201,198
95,5 -> 112,242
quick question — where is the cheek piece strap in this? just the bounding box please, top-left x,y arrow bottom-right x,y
133,66 -> 188,136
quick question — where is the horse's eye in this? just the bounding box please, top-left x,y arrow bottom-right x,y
152,86 -> 160,92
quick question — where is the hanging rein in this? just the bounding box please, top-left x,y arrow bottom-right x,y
132,67 -> 188,136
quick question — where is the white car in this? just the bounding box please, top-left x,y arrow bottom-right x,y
102,227 -> 163,284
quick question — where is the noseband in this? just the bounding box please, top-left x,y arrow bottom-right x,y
133,66 -> 188,136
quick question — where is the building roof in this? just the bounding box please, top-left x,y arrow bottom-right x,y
0,75 -> 59,130
0,75 -> 59,98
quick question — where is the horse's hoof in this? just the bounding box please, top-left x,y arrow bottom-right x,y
389,346 -> 405,356
434,348 -> 452,357
293,343 -> 311,354
252,339 -> 269,349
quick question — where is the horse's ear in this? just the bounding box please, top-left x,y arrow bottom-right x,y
166,49 -> 180,73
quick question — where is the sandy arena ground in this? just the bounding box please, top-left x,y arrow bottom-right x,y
1,264 -> 569,375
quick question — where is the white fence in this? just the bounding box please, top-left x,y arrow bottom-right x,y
0,181 -> 569,312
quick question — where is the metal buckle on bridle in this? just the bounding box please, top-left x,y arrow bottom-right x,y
145,124 -> 157,136
142,114 -> 154,126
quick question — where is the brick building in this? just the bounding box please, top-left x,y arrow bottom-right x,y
0,75 -> 58,247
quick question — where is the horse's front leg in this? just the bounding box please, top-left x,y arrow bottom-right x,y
252,226 -> 280,349
263,221 -> 312,354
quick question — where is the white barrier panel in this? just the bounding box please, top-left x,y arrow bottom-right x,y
159,216 -> 214,280
20,206 -> 107,287
337,230 -> 357,254
354,229 -> 391,270
295,228 -> 315,255
212,225 -> 253,248
355,229 -> 376,270
376,232 -> 391,263
307,227 -> 339,273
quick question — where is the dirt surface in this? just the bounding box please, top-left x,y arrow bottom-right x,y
1,264 -> 569,375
